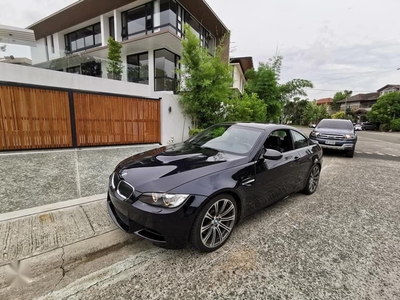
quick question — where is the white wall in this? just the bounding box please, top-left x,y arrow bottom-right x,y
31,38 -> 47,64
0,63 -> 150,96
153,91 -> 190,145
232,63 -> 245,94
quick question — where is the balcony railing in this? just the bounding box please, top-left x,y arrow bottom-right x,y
0,43 -> 149,85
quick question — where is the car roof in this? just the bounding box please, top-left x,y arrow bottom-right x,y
218,122 -> 297,131
319,119 -> 352,123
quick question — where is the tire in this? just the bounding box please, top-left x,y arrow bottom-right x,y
190,194 -> 237,252
303,164 -> 321,195
346,148 -> 354,158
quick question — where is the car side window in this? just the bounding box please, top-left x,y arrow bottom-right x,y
263,130 -> 293,153
291,130 -> 309,149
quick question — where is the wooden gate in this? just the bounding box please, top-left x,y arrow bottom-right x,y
0,85 -> 72,150
73,93 -> 161,147
0,84 -> 161,151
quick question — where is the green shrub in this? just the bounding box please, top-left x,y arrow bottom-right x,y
189,128 -> 203,137
390,119 -> 400,131
380,123 -> 390,132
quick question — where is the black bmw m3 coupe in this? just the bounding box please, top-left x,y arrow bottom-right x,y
108,123 -> 323,252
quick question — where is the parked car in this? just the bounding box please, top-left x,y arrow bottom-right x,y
309,123 -> 316,128
107,123 -> 323,252
354,124 -> 362,131
309,119 -> 357,157
361,122 -> 377,131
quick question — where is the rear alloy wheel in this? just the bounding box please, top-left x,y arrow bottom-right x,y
346,148 -> 355,158
191,194 -> 237,252
303,164 -> 320,195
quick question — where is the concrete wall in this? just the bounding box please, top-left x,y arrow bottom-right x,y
154,91 -> 191,144
0,145 -> 158,213
0,62 -> 151,97
232,63 -> 245,94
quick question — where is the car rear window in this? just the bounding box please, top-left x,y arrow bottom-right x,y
317,120 -> 353,130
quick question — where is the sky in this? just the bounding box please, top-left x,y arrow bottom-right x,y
1,0 -> 400,100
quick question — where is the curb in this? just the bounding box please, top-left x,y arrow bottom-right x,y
0,229 -> 138,290
0,193 -> 107,222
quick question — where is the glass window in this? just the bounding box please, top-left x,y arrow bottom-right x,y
94,23 -> 101,45
67,66 -> 81,74
127,52 -> 149,84
291,130 -> 309,149
76,30 -> 85,49
84,26 -> 94,47
127,6 -> 146,35
186,124 -> 263,155
154,49 -> 179,92
81,61 -> 102,78
65,23 -> 101,52
109,17 -> 115,39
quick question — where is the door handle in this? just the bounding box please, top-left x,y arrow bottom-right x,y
294,156 -> 301,162
242,178 -> 255,186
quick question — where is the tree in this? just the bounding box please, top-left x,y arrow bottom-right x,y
367,91 -> 400,124
332,90 -> 352,111
224,92 -> 266,123
178,24 -> 233,129
303,102 -> 329,125
283,98 -> 310,125
245,56 -> 313,123
107,37 -> 123,80
331,111 -> 353,120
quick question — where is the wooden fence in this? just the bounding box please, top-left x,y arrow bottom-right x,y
0,84 -> 161,151
74,93 -> 161,146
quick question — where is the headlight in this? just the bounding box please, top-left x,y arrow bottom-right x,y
139,193 -> 190,208
310,131 -> 320,137
345,134 -> 355,139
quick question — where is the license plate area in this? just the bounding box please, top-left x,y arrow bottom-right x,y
325,141 -> 336,145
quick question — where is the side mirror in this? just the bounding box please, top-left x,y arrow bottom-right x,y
263,149 -> 283,161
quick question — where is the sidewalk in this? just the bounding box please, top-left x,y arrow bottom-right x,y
0,196 -> 137,291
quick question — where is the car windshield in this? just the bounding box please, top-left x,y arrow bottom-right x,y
186,124 -> 262,154
317,120 -> 353,130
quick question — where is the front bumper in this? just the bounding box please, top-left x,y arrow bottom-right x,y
310,138 -> 356,151
107,189 -> 206,249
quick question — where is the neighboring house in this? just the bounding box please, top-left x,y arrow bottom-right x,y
27,0 -> 230,94
230,57 -> 253,94
316,97 -> 333,114
377,84 -> 400,96
337,84 -> 400,113
337,92 -> 380,112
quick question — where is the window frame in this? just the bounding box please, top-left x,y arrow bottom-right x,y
154,48 -> 180,93
121,2 -> 153,40
290,130 -> 309,150
127,52 -> 149,84
64,22 -> 102,53
109,17 -> 115,39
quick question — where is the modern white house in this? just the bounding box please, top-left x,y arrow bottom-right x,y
0,0 -> 231,147
229,57 -> 253,94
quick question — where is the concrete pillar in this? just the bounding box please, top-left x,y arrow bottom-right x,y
114,10 -> 122,42
154,0 -> 161,33
148,50 -> 155,92
100,15 -> 107,46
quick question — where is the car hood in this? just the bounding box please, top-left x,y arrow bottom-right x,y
114,142 -> 247,193
314,127 -> 354,135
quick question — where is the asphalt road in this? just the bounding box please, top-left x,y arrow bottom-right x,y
9,130 -> 400,300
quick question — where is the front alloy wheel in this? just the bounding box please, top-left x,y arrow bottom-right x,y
303,164 -> 320,195
191,194 -> 237,252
